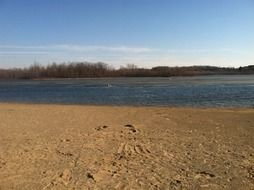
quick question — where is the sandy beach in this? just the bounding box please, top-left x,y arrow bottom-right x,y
0,103 -> 253,189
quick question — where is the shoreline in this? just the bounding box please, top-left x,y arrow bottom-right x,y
0,103 -> 253,189
0,102 -> 253,110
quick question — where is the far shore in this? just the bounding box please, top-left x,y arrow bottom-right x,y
0,103 -> 253,189
1,63 -> 253,80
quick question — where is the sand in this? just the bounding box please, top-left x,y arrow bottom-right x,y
0,103 -> 253,190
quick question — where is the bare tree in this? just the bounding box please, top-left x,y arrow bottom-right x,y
0,62 -> 253,79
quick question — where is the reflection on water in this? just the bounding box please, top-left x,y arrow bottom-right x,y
0,75 -> 253,107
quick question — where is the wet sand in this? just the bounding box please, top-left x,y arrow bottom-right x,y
0,103 -> 253,189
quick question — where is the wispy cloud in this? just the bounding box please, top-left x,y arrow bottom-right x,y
0,44 -> 251,68
0,51 -> 52,55
165,48 -> 237,53
0,45 -> 155,54
0,44 -> 247,55
56,45 -> 154,53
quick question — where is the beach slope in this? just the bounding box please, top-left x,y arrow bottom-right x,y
0,104 -> 253,189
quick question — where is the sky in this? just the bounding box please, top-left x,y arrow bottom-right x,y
0,0 -> 254,69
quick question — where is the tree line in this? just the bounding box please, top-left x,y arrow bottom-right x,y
0,62 -> 253,79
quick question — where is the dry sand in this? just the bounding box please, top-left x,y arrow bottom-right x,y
0,103 -> 253,190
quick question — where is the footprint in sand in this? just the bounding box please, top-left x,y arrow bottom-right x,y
43,169 -> 72,189
124,124 -> 137,133
117,142 -> 152,158
56,149 -> 73,157
95,125 -> 109,131
60,138 -> 71,142
247,166 -> 254,179
0,158 -> 6,169
87,172 -> 96,181
59,169 -> 72,186
195,171 -> 216,179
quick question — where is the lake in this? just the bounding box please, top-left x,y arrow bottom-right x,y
0,75 -> 253,107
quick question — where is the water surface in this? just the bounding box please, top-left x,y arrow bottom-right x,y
0,75 -> 253,107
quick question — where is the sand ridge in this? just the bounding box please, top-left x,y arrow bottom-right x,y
0,103 -> 253,189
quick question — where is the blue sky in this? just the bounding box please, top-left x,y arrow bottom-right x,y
0,0 -> 253,68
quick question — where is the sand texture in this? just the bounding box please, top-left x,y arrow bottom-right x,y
0,103 -> 253,189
